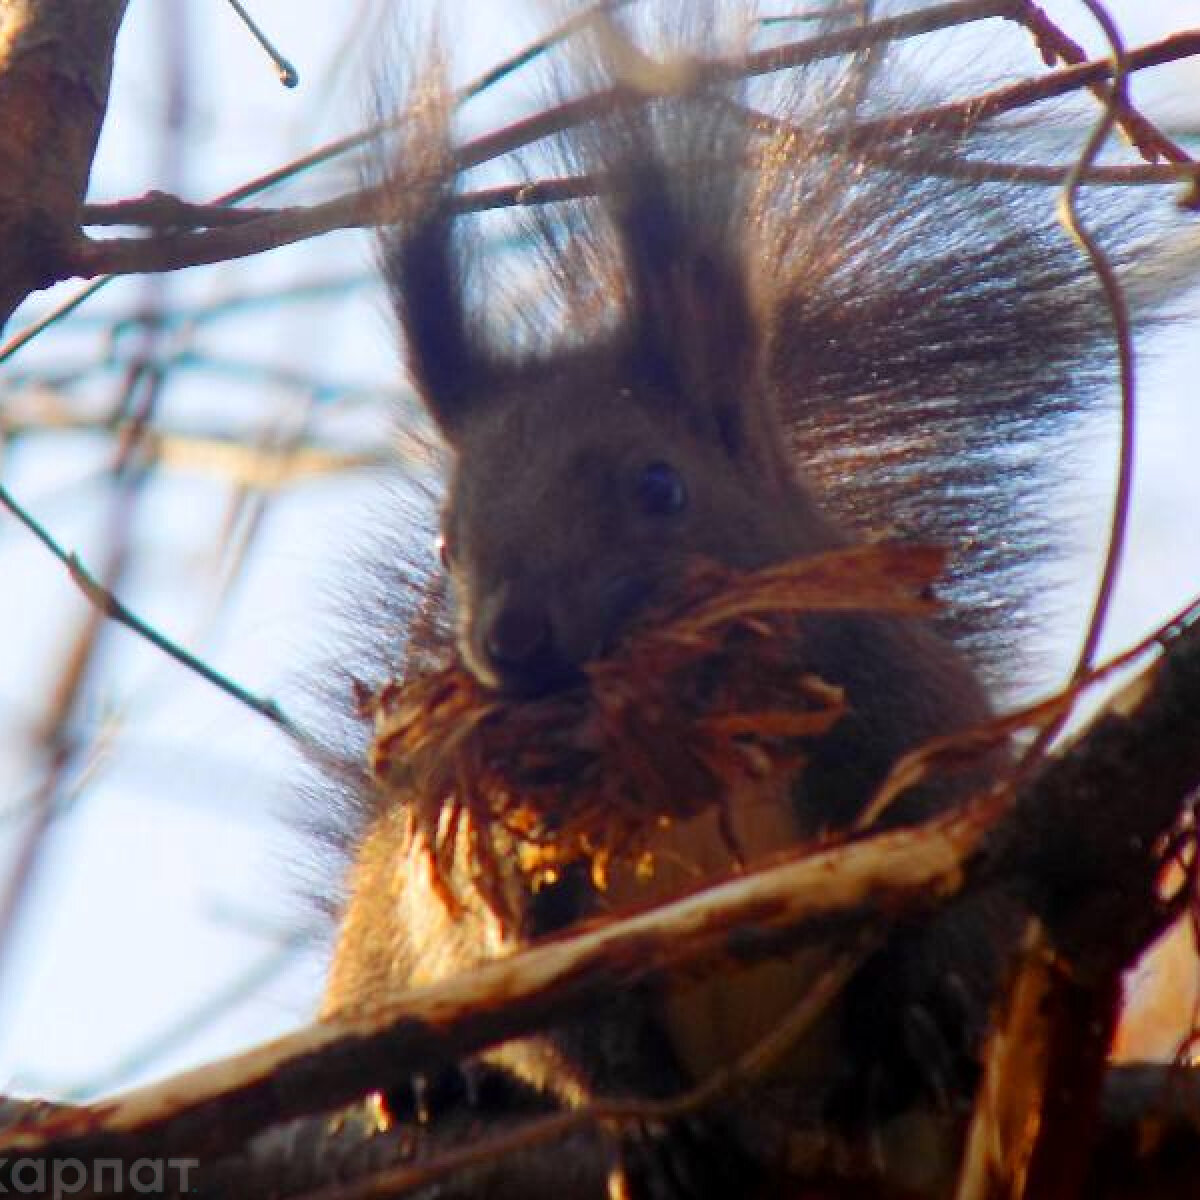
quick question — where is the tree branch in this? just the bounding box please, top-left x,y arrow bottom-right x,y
0,0 -> 129,328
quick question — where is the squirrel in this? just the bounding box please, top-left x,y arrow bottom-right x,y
313,4 -> 1177,1197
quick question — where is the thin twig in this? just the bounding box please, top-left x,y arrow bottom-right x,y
222,0 -> 298,88
742,0 -> 1019,76
1060,1 -> 1138,684
1020,0 -> 1140,771
0,482 -> 312,746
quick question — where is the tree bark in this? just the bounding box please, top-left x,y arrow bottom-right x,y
0,0 -> 128,329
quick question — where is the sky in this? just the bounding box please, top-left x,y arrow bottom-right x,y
0,0 -> 1198,1098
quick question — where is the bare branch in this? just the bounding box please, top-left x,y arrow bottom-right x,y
0,481 -> 310,745
0,0 -> 129,327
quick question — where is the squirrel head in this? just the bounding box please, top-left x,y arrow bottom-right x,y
434,358 -> 839,697
388,160 -> 839,695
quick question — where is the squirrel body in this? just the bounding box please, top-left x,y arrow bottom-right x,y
316,4 -> 1154,1193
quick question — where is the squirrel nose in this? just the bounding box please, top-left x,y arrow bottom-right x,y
482,602 -> 578,696
485,603 -> 551,669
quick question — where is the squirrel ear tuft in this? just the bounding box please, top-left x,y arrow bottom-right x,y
619,185 -> 756,398
382,208 -> 487,443
374,61 -> 486,444
615,182 -> 787,482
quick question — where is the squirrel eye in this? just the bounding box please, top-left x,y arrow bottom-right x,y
435,531 -> 455,570
635,460 -> 687,517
